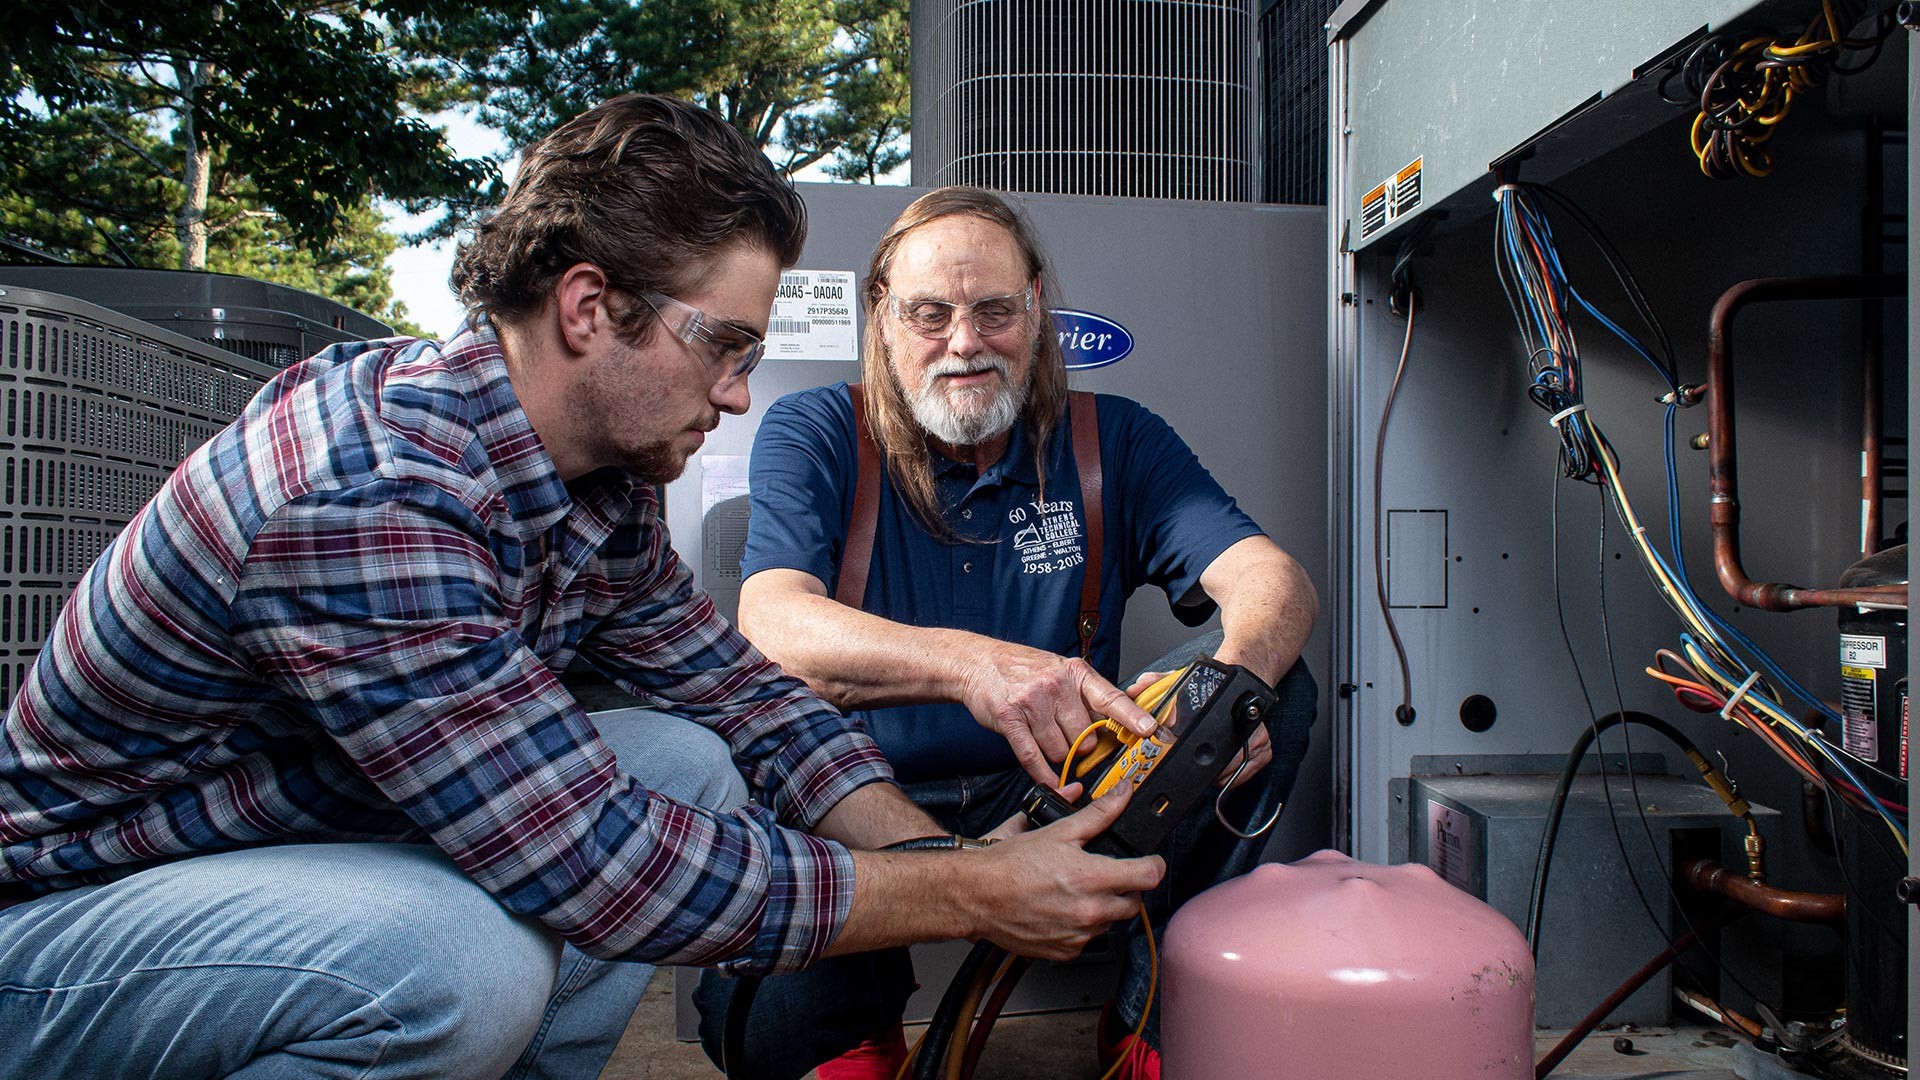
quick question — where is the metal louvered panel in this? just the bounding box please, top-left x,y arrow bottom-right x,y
0,285 -> 276,707
1261,0 -> 1339,204
912,0 -> 1259,201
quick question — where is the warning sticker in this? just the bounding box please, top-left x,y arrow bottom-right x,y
1359,157 -> 1423,241
1841,664 -> 1879,763
1427,800 -> 1473,894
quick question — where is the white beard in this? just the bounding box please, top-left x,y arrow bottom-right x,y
904,354 -> 1030,446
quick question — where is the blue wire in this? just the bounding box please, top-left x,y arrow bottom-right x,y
1514,184 -> 1845,729
1681,633 -> 1907,841
1572,289 -> 1673,389
1658,404 -> 1848,726
1503,183 -> 1900,840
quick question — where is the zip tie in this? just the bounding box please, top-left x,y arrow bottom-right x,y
1720,671 -> 1764,721
1493,183 -> 1520,200
1547,403 -> 1587,430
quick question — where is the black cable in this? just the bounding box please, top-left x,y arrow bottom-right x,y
1547,474 -> 1665,939
1525,709 -> 1702,954
1524,185 -> 1679,391
1823,782 -> 1906,949
1590,480 -> 1771,1010
721,975 -> 758,1080
1547,469 -> 1688,970
723,835 -> 979,1080
912,940 -> 1002,1080
1596,484 -> 1681,927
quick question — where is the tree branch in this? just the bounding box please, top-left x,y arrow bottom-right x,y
83,113 -> 179,180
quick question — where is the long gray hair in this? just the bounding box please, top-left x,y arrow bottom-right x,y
860,187 -> 1067,535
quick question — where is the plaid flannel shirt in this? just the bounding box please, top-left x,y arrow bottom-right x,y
0,320 -> 890,975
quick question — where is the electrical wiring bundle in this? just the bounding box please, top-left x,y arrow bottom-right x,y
1492,179 -> 1908,857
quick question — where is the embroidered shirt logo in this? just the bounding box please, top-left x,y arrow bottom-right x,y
1008,497 -> 1085,575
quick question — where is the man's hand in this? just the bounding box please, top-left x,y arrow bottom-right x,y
958,642 -> 1158,788
1124,669 -> 1272,789
829,783 -> 1163,959
963,786 -> 1164,960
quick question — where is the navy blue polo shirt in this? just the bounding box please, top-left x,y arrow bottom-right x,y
743,383 -> 1262,781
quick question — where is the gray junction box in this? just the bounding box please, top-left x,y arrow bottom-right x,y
1392,761 -> 1782,1027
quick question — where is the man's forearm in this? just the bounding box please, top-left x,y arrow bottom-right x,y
1204,536 -> 1319,687
738,570 -> 988,709
811,780 -> 947,850
741,569 -> 1159,786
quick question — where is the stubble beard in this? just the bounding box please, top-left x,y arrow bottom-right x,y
574,346 -> 697,485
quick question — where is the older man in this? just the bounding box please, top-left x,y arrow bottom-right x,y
705,187 -> 1319,1079
0,108 -> 1160,1080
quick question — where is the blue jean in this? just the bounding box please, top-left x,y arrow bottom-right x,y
0,707 -> 748,1080
693,638 -> 1318,1078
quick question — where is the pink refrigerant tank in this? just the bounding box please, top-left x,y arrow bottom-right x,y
1162,849 -> 1535,1079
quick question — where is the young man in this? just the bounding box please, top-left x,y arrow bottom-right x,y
711,187 -> 1320,1079
0,101 -> 1160,1080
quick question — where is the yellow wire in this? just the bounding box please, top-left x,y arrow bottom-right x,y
1094,902 -> 1157,1080
1059,667 -> 1190,787
1060,721 -> 1118,787
1587,425 -> 1907,856
896,1027 -> 924,1080
1678,639 -> 1908,857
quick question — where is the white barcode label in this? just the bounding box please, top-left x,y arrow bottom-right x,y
767,270 -> 856,362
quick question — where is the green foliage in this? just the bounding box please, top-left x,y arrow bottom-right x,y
1,0 -> 508,321
408,0 -> 909,190
0,102 -> 420,326
2,0 -> 908,326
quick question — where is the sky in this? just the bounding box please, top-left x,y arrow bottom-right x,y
383,111 -> 906,338
383,112 -> 510,338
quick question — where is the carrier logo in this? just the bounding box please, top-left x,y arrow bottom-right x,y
1052,310 -> 1134,370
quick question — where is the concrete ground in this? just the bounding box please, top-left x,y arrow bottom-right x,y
600,969 -> 1751,1080
601,969 -> 1099,1079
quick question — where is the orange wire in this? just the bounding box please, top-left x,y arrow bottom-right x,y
1642,667 -> 1823,781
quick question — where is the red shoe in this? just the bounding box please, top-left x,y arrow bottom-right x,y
1095,1002 -> 1162,1080
816,1022 -> 910,1080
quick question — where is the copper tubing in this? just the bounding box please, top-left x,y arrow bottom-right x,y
1679,856 -> 1846,923
1535,910 -> 1743,1078
1675,987 -> 1766,1039
1707,274 -> 1908,611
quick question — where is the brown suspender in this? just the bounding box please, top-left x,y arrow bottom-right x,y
835,385 -> 1104,659
1067,391 -> 1103,660
835,383 -> 883,610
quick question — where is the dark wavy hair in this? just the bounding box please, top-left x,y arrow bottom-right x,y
451,93 -> 807,339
